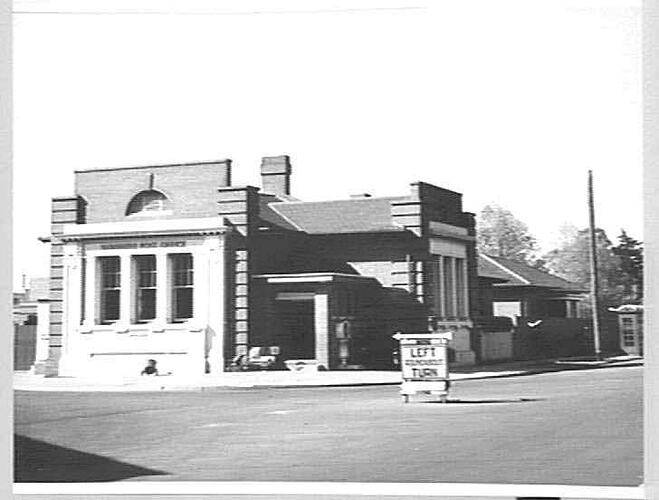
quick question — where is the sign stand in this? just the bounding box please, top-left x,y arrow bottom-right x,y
393,332 -> 452,403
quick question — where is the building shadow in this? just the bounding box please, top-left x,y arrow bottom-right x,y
14,434 -> 169,482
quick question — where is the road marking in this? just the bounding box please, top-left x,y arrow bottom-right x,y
267,410 -> 293,415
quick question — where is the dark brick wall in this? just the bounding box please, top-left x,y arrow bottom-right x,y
75,161 -> 231,223
462,212 -> 480,319
38,196 -> 86,376
412,181 -> 464,228
218,186 -> 260,360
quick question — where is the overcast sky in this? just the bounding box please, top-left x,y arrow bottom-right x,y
12,0 -> 641,289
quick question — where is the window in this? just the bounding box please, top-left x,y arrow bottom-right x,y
622,317 -> 636,347
431,255 -> 469,321
99,256 -> 121,323
126,190 -> 169,216
171,253 -> 193,321
135,255 -> 156,322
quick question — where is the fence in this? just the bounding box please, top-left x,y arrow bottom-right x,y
14,324 -> 37,371
513,314 -> 621,360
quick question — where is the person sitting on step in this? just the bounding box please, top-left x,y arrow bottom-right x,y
141,359 -> 159,376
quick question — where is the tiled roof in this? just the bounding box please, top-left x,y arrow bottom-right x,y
477,256 -> 512,282
267,197 -> 408,234
479,254 -> 586,292
258,196 -> 300,231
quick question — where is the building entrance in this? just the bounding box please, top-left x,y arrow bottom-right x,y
275,299 -> 315,360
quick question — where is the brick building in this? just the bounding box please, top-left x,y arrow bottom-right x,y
36,156 -> 480,377
477,254 -> 587,320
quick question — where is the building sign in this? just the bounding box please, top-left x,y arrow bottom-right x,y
99,241 -> 187,250
393,331 -> 453,403
85,238 -> 205,252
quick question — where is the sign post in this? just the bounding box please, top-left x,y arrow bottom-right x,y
393,331 -> 452,403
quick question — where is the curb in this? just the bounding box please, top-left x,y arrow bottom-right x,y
13,359 -> 643,392
446,360 -> 643,383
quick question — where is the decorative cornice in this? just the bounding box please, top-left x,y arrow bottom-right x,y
58,217 -> 229,242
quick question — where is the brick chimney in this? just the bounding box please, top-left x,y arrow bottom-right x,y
260,155 -> 291,196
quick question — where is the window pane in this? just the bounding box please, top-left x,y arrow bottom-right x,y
135,255 -> 156,322
136,255 -> 157,287
99,257 -> 121,323
138,288 -> 156,321
174,287 -> 193,320
126,190 -> 169,216
101,289 -> 120,322
171,253 -> 193,321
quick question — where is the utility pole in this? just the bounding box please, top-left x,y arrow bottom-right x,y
588,170 -> 602,361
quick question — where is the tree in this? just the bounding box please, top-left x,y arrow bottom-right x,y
611,230 -> 643,304
543,226 -> 625,307
477,204 -> 539,264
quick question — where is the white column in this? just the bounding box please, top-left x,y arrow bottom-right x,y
83,255 -> 97,327
462,259 -> 469,318
34,300 -> 51,365
155,253 -> 169,326
438,257 -> 445,319
119,253 -> 132,327
62,244 -> 83,350
60,243 -> 83,374
193,250 -> 210,325
206,236 -> 225,373
190,249 -> 210,373
314,293 -> 329,368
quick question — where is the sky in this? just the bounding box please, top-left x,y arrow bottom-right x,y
11,0 -> 642,290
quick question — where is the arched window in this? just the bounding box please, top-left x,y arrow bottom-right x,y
125,190 -> 170,216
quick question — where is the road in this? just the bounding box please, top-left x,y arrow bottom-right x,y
14,365 -> 642,485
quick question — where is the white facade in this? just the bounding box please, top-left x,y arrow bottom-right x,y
57,217 -> 228,377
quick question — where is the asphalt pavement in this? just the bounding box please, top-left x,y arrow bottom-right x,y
12,355 -> 643,391
14,365 -> 643,486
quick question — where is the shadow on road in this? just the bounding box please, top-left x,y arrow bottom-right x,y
421,397 -> 544,404
14,434 -> 169,482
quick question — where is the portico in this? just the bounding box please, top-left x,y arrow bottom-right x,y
253,272 -> 380,370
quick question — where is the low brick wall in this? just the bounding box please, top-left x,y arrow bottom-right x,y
479,330 -> 514,362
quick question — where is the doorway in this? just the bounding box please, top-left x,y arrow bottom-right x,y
275,298 -> 315,359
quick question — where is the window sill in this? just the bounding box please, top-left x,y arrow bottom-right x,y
78,322 -> 202,334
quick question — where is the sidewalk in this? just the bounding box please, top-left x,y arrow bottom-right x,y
13,355 -> 643,392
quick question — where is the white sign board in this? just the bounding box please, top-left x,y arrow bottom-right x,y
400,341 -> 448,381
393,332 -> 453,403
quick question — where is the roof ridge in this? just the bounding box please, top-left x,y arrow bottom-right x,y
480,254 -> 531,285
269,196 -> 407,206
484,253 -> 584,288
267,204 -> 305,232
